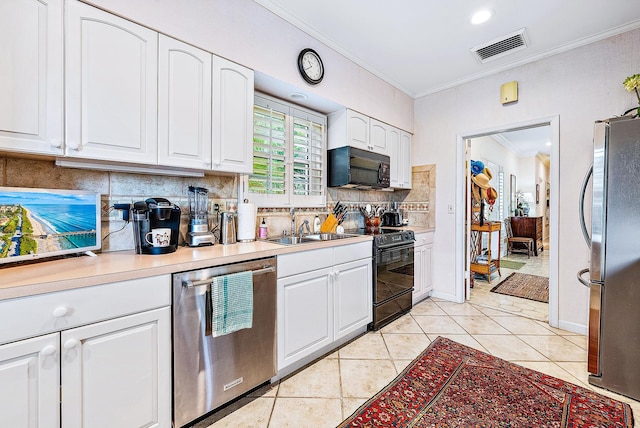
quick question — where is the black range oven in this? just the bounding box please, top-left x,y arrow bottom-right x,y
347,228 -> 415,330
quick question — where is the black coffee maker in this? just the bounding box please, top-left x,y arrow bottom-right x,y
131,197 -> 181,254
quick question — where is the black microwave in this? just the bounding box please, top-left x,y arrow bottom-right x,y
327,146 -> 390,189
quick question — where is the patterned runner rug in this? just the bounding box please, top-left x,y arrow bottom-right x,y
490,272 -> 549,303
339,337 -> 634,427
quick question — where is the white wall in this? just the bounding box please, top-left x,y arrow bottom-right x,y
82,0 -> 414,131
414,28 -> 640,331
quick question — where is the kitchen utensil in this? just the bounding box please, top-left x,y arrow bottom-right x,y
320,214 -> 339,233
219,211 -> 237,244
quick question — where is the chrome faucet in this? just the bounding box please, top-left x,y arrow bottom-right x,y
290,207 -> 295,237
298,219 -> 311,238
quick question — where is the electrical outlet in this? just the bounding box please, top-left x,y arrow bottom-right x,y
448,204 -> 455,214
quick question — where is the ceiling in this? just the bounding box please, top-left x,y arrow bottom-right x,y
255,0 -> 640,157
254,0 -> 640,98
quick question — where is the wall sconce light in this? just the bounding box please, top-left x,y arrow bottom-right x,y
501,81 -> 518,104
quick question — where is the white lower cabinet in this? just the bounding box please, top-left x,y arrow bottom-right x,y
0,333 -> 60,428
413,231 -> 434,303
277,242 -> 372,372
62,307 -> 171,428
334,259 -> 372,339
278,266 -> 333,368
0,276 -> 172,428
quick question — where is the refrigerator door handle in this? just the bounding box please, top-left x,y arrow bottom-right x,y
579,164 -> 592,248
576,268 -> 590,287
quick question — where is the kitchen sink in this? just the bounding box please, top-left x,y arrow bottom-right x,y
267,233 -> 358,245
303,233 -> 356,241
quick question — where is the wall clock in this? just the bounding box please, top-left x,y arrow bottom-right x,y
297,48 -> 324,85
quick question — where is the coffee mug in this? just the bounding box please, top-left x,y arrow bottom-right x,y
145,228 -> 171,247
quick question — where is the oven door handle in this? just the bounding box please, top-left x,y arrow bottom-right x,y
377,242 -> 415,252
182,266 -> 275,288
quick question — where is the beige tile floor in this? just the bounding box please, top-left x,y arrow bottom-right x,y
470,245 -> 550,322
194,296 -> 639,428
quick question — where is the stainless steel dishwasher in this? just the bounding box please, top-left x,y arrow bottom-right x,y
172,257 -> 277,427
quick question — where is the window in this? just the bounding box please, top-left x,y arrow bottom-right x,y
246,94 -> 326,207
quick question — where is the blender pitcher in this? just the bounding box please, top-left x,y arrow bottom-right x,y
187,186 -> 216,246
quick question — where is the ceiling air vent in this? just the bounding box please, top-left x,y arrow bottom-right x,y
471,28 -> 529,63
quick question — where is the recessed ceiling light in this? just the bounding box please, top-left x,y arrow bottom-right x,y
545,141 -> 552,146
471,10 -> 492,25
289,92 -> 308,100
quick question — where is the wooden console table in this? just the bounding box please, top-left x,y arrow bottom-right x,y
470,222 -> 501,284
510,216 -> 543,256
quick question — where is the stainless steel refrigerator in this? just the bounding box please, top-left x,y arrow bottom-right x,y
579,116 -> 640,401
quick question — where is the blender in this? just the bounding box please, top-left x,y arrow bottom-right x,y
187,186 -> 216,246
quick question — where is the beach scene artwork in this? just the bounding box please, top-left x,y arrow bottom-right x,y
0,189 -> 99,262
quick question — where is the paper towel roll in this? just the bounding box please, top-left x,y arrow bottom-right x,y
237,202 -> 257,242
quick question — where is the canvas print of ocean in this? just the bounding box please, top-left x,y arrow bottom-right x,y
0,189 -> 98,261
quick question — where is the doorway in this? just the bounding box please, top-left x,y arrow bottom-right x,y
466,131 -> 551,321
454,116 -> 559,328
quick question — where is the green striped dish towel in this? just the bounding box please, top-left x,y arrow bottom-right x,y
210,270 -> 254,337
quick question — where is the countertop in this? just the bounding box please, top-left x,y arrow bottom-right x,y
0,235 -> 374,301
1,226 -> 434,301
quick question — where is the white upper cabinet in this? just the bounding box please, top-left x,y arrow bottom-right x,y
212,56 -> 254,174
329,109 -> 368,151
328,109 -> 393,155
369,118 -> 389,154
65,1 -> 158,164
158,35 -> 212,169
390,129 -> 412,189
0,0 -> 63,155
399,131 -> 412,188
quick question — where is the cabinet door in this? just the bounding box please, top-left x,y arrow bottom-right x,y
388,127 -> 401,187
0,333 -> 59,428
158,35 -> 212,169
65,1 -> 158,164
413,233 -> 434,303
277,268 -> 332,370
61,307 -> 171,428
212,56 -> 254,173
413,244 -> 425,302
0,0 -> 63,155
400,132 -> 412,188
334,259 -> 372,339
369,118 -> 389,154
347,110 -> 370,150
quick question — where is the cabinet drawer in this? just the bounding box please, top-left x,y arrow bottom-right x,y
278,248 -> 333,278
0,275 -> 170,345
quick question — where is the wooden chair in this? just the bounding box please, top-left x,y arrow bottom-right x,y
504,218 -> 534,258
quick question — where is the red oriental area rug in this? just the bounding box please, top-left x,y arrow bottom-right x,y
339,337 -> 634,427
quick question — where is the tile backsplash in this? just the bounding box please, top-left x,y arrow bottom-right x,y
1,157 -> 434,252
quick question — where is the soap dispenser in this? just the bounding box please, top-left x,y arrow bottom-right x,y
313,215 -> 321,234
258,218 -> 268,239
